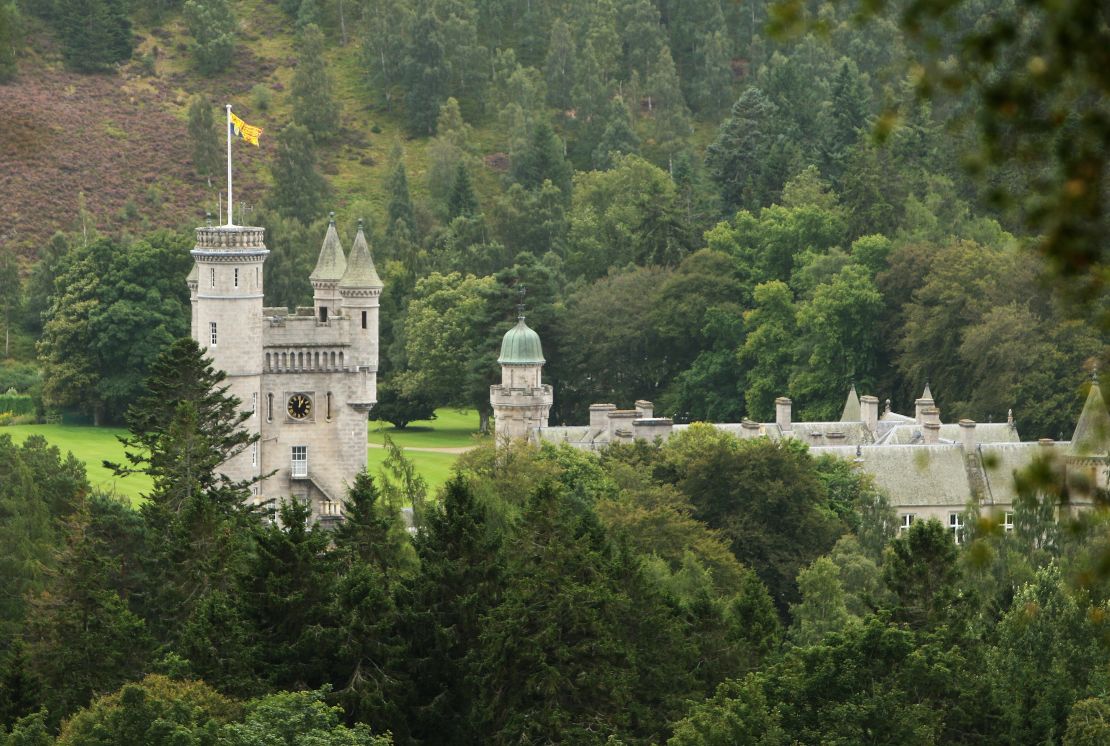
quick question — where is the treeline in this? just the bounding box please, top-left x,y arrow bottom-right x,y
6,340 -> 1110,744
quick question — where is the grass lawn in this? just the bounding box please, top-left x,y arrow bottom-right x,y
367,447 -> 460,496
369,408 -> 488,449
2,425 -> 153,504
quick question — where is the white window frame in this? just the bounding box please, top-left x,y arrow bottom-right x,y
1004,511 -> 1014,532
949,512 -> 965,544
899,513 -> 915,535
291,445 -> 307,477
251,443 -> 257,467
209,321 -> 217,346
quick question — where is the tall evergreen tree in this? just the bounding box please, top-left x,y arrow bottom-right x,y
292,24 -> 340,140
268,124 -> 329,225
543,18 -> 576,111
360,0 -> 412,111
403,7 -> 448,136
592,95 -> 640,169
183,0 -> 235,75
447,162 -> 479,219
510,121 -> 573,197
705,87 -> 779,212
619,0 -> 665,82
55,0 -> 132,72
646,46 -> 692,165
385,147 -> 416,242
187,95 -> 221,182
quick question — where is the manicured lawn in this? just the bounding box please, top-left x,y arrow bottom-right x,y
367,447 -> 460,496
369,408 -> 487,449
2,425 -> 153,504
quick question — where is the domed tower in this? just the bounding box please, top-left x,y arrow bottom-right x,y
338,219 -> 383,408
490,308 -> 553,444
309,213 -> 347,323
190,221 -> 268,486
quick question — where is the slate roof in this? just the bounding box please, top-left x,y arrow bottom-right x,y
1072,379 -> 1110,456
339,221 -> 383,289
840,385 -> 861,421
309,218 -> 347,282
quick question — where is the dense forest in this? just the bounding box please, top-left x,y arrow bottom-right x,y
1,0 -> 1110,742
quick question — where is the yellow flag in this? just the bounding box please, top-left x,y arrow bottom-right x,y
230,111 -> 263,146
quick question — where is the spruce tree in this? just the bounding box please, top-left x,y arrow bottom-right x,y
705,87 -> 779,211
405,475 -> 503,745
292,23 -> 340,141
447,162 -> 479,219
510,121 -> 573,197
385,147 -> 416,241
183,0 -> 235,76
107,338 -> 260,635
268,123 -> 329,225
403,7 -> 447,136
187,95 -> 221,181
646,45 -> 692,165
592,95 -> 640,169
55,0 -> 132,72
543,18 -> 576,111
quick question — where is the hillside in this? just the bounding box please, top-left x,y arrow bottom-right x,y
1,0 -> 516,259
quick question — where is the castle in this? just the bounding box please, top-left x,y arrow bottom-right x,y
187,215 -> 381,522
490,317 -> 1110,539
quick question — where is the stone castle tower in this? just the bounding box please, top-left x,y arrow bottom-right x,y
188,215 -> 382,521
490,312 -> 553,442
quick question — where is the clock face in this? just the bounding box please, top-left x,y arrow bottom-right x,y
287,393 -> 312,420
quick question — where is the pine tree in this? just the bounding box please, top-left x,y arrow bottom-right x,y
292,23 -> 340,140
705,86 -> 779,211
385,147 -> 416,242
619,0 -> 664,82
187,95 -> 221,181
107,338 -> 260,635
645,45 -> 691,164
403,7 -> 448,136
543,18 -> 576,111
55,0 -> 132,73
268,123 -> 329,225
183,0 -> 235,76
592,95 -> 640,169
819,59 -> 871,186
510,121 -> 573,197
360,0 -> 412,111
693,30 -> 733,116
405,475 -> 502,744
447,162 -> 479,219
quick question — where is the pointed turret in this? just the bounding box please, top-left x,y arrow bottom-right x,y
310,213 -> 346,322
840,383 -> 861,421
915,381 -> 936,424
339,220 -> 382,290
1071,376 -> 1110,456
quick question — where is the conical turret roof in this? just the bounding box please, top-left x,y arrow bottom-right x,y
840,384 -> 861,421
917,382 -> 934,402
309,214 -> 347,283
1071,377 -> 1110,456
340,220 -> 383,289
498,316 -> 545,364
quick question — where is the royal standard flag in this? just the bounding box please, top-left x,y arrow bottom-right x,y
230,111 -> 263,146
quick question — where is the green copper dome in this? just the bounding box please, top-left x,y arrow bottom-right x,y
498,318 -> 545,364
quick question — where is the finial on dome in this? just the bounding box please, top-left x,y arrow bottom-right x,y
516,284 -> 527,321
357,218 -> 364,231
329,211 -> 336,225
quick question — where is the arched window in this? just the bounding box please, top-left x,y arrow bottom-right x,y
338,351 -> 344,368
330,351 -> 336,367
265,353 -> 271,371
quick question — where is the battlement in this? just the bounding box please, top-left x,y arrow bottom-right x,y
194,225 -> 266,250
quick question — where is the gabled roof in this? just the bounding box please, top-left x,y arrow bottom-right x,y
309,216 -> 347,283
840,384 -> 861,421
1072,378 -> 1110,456
340,220 -> 383,289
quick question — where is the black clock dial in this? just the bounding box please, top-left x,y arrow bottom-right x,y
287,394 -> 312,419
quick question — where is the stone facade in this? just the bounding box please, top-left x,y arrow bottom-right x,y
189,217 -> 381,522
491,319 -> 1110,542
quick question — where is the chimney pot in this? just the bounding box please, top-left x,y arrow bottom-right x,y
775,397 -> 792,432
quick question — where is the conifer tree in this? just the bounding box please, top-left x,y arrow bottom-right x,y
592,95 -> 640,169
405,475 -> 502,744
183,0 -> 235,76
55,0 -> 132,72
447,162 -> 479,219
107,338 -> 260,636
385,147 -> 416,242
510,121 -> 573,198
403,7 -> 448,136
619,0 -> 665,82
292,23 -> 340,141
360,0 -> 412,111
705,87 -> 779,211
645,46 -> 692,164
693,30 -> 733,116
268,123 -> 329,225
187,95 -> 221,182
543,18 -> 576,111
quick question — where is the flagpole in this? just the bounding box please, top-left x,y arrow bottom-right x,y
226,104 -> 233,227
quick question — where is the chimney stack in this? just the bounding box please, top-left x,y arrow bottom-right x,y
740,419 -> 761,439
635,400 -> 654,419
589,403 -> 616,434
923,421 -> 940,445
959,419 -> 976,454
861,395 -> 879,433
775,397 -> 792,432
